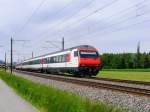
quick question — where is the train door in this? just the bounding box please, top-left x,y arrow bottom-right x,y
71,49 -> 79,68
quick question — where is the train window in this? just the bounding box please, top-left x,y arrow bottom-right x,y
49,57 -> 51,63
54,57 -> 56,63
55,56 -> 57,63
36,60 -> 40,64
46,58 -> 48,63
35,60 -> 37,64
61,55 -> 65,62
74,51 -> 78,57
58,56 -> 59,63
58,56 -> 60,63
44,58 -> 47,64
48,57 -> 50,63
59,55 -> 62,63
60,55 -> 63,62
56,56 -> 59,63
50,57 -> 54,63
80,51 -> 98,58
56,56 -> 58,63
57,56 -> 60,63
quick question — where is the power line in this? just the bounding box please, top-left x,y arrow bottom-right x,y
35,0 -> 96,44
65,19 -> 150,48
66,0 -> 149,42
66,0 -> 148,41
84,6 -> 150,38
13,1 -> 75,60
48,0 -> 96,32
98,18 -> 150,37
67,15 -> 150,44
51,0 -> 118,38
42,0 -> 75,21
13,0 -> 46,36
35,0 -> 118,48
39,0 -> 76,34
67,0 -> 119,27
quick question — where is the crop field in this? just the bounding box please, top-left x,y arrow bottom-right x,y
97,69 -> 150,82
0,70 -> 127,112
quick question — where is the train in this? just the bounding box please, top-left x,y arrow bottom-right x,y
15,45 -> 101,77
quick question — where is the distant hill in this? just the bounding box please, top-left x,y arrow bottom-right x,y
0,60 -> 4,64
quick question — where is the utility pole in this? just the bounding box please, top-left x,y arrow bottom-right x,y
5,52 -> 6,71
32,52 -> 34,58
62,37 -> 64,50
11,37 -> 13,74
10,39 -> 30,73
137,41 -> 140,54
136,41 -> 141,68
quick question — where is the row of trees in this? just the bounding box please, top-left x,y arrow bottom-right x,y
100,52 -> 150,69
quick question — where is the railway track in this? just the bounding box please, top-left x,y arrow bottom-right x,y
92,77 -> 150,86
13,70 -> 150,97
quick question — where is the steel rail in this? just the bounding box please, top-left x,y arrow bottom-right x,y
91,77 -> 150,86
13,70 -> 150,97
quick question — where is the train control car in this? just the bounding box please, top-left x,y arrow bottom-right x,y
16,45 -> 101,76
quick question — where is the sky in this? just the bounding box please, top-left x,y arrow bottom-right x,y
0,0 -> 150,62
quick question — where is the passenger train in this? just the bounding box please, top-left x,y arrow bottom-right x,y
15,45 -> 101,76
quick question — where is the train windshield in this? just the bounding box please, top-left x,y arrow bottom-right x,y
79,51 -> 98,58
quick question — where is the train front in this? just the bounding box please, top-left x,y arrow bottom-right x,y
77,46 -> 101,76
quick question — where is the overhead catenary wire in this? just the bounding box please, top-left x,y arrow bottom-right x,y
34,0 -> 75,37
36,0 -> 97,50
26,0 -> 78,54
86,6 -> 150,37
67,13 -> 150,44
64,19 -> 150,48
36,0 -> 148,51
13,0 -> 75,59
47,0 -> 147,44
43,0 -> 96,34
13,0 -> 47,37
65,0 -> 150,42
13,0 -> 149,59
34,0 -> 97,45
66,16 -> 150,45
34,0 -> 119,48
66,0 -> 119,27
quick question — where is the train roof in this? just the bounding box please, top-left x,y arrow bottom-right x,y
24,45 -> 96,61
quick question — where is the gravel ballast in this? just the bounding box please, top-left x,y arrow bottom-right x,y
13,71 -> 150,112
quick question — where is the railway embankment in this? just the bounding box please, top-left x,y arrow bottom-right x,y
13,70 -> 150,112
0,70 -> 126,112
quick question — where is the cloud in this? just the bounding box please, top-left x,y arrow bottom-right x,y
0,0 -> 150,61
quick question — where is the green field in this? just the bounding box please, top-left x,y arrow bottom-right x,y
0,70 -> 127,112
97,69 -> 150,82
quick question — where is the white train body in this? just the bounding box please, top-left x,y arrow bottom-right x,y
16,45 -> 101,76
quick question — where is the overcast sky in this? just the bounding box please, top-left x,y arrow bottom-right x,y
0,0 -> 150,62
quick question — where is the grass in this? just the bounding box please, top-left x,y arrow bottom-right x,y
0,70 -> 127,112
102,69 -> 150,72
97,70 -> 150,82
